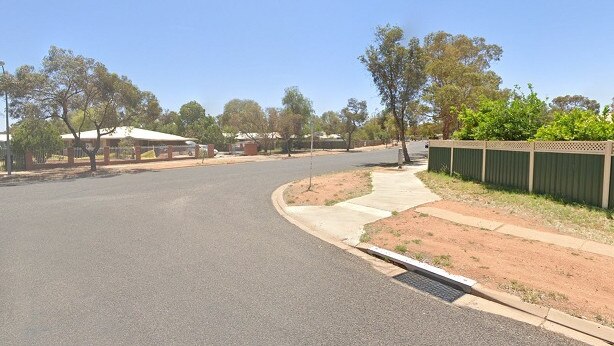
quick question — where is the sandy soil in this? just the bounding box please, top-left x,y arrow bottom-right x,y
364,208 -> 614,327
284,169 -> 372,206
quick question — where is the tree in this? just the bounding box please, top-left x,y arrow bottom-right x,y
320,111 -> 342,135
281,86 -> 314,137
549,95 -> 600,114
340,98 -> 368,151
221,99 -> 276,153
11,117 -> 63,156
423,31 -> 504,139
9,46 -> 160,171
454,85 -> 547,140
535,108 -> 613,141
184,115 -> 225,147
179,101 -> 206,131
359,25 -> 427,162
276,109 -> 302,156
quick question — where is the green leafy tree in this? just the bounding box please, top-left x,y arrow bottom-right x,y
454,85 -> 547,140
9,46 -> 161,171
221,99 -> 277,153
549,95 -> 600,114
320,111 -> 342,135
184,115 -> 225,148
179,101 -> 206,133
340,98 -> 368,151
535,109 -> 613,141
423,31 -> 504,139
11,117 -> 63,155
359,25 -> 427,162
281,86 -> 314,137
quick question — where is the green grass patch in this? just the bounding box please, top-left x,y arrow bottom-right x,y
394,244 -> 407,253
359,233 -> 371,243
432,254 -> 452,267
417,171 -> 614,245
499,280 -> 568,305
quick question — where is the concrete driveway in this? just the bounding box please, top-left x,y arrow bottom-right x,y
0,143 -> 579,344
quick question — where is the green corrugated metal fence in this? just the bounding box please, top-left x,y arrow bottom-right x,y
452,148 -> 482,181
428,147 -> 451,172
533,152 -> 604,206
428,142 -> 613,209
485,150 -> 529,190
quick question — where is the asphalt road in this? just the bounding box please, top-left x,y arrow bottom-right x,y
0,142 -> 578,345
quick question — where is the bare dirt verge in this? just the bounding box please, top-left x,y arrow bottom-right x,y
284,169 -> 372,206
363,208 -> 614,328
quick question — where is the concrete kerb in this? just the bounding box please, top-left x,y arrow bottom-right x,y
272,182 -> 614,345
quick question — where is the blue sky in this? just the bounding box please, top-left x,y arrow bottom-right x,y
1,0 -> 613,130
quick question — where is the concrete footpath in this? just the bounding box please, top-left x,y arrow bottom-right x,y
272,161 -> 614,345
282,162 -> 440,245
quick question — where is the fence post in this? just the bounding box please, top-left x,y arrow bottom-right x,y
449,140 -> 454,175
602,141 -> 613,209
167,145 -> 173,160
67,147 -> 75,166
135,146 -> 141,162
207,144 -> 215,158
194,145 -> 199,159
528,142 -> 535,193
25,151 -> 34,171
481,141 -> 487,182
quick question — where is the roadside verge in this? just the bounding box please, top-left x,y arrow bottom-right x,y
272,174 -> 614,345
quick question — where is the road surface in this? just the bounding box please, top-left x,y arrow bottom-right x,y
0,142 -> 578,344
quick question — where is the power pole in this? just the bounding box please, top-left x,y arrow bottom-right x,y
0,61 -> 11,175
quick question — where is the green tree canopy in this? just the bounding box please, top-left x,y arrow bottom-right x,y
281,86 -> 313,136
340,98 -> 368,151
535,109 -> 613,141
549,95 -> 600,114
359,25 -> 427,162
454,85 -> 547,140
9,46 -> 161,170
11,117 -> 64,154
179,101 -> 206,131
423,31 -> 504,139
320,111 -> 342,135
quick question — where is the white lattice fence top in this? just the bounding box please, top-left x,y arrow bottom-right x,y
429,140 -> 452,148
452,140 -> 484,149
534,141 -> 606,154
486,141 -> 531,151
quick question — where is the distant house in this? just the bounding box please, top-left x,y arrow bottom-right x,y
61,127 -> 195,148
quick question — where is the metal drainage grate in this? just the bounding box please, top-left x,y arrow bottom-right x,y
393,271 -> 465,303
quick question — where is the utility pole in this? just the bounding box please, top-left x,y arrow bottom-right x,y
0,61 -> 11,175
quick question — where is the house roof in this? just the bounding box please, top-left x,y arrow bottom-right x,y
61,126 -> 195,142
223,132 -> 282,140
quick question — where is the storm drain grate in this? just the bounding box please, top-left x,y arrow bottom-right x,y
393,271 -> 465,303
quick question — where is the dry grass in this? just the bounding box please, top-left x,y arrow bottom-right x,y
417,171 -> 614,245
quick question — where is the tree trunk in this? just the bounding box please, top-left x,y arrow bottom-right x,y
89,153 -> 97,171
442,113 -> 451,139
286,139 -> 291,157
346,132 -> 352,152
399,125 -> 410,163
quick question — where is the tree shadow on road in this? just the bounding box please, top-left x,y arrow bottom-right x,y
0,168 -> 156,187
